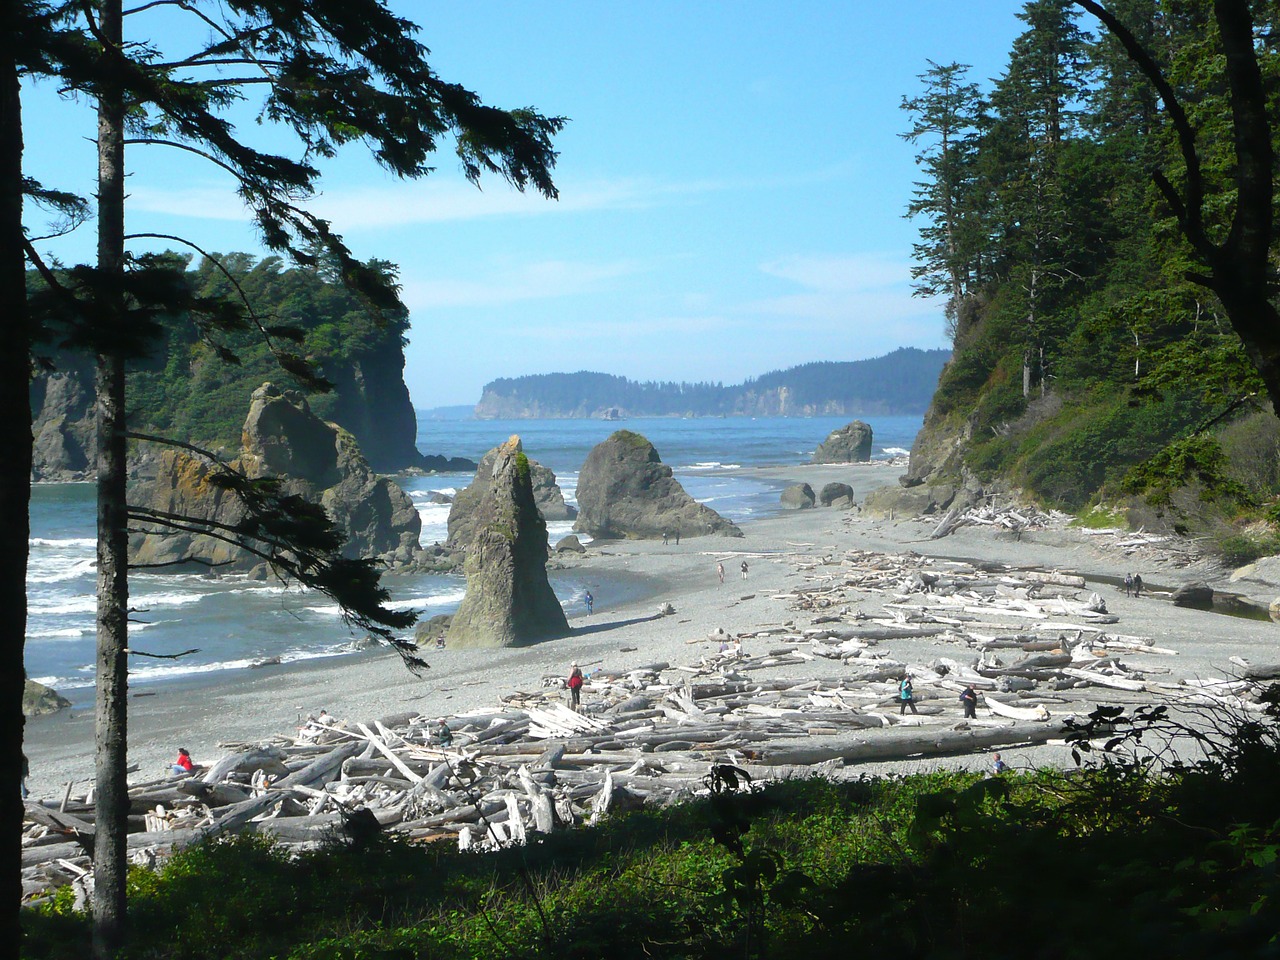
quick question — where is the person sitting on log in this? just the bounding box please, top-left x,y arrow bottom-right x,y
436,720 -> 453,748
170,747 -> 195,777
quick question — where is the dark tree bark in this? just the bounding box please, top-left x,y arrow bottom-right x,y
0,0 -> 30,950
91,3 -> 131,955
1076,0 -> 1280,411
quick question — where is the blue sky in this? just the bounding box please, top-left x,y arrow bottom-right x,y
22,1 -> 1033,408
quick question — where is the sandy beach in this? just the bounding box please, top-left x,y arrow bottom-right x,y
23,460 -> 1280,799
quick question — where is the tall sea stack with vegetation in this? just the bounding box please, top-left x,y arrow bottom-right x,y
884,1 -> 1280,559
30,254 -> 423,478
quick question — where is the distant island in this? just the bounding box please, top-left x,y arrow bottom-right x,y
473,347 -> 949,419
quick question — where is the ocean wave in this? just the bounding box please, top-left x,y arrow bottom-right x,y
26,558 -> 97,584
681,461 -> 742,471
384,590 -> 466,611
881,446 -> 910,456
128,591 -> 206,610
30,596 -> 98,616
27,628 -> 86,639
29,537 -> 97,548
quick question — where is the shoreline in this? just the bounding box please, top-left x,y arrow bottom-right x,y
24,459 -> 1280,799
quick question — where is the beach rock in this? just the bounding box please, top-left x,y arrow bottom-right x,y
129,383 -> 423,570
447,436 -> 569,648
657,602 -> 676,616
1172,582 -> 1215,609
447,447 -> 576,550
24,680 -> 70,717
573,430 -> 743,540
812,420 -> 873,463
427,491 -> 454,505
863,480 -> 960,518
819,482 -> 855,507
780,483 -> 816,510
555,535 -> 586,554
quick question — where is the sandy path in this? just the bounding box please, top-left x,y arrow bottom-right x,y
23,461 -> 1280,798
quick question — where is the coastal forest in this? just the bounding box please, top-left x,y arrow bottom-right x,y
29,253 -> 423,473
474,347 -> 950,418
902,0 -> 1280,557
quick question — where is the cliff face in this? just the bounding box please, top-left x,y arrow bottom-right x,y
30,345 -> 423,480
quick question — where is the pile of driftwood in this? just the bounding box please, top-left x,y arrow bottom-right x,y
910,502 -> 1071,540
20,548 -> 1267,904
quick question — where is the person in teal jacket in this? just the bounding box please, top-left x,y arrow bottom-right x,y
899,675 -> 918,715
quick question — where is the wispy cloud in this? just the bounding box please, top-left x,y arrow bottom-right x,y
749,252 -> 939,326
401,258 -> 647,310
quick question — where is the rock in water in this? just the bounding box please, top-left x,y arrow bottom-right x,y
573,430 -> 743,540
812,420 -> 873,463
447,436 -> 569,648
447,447 -> 575,550
780,483 -> 815,510
130,383 -> 423,570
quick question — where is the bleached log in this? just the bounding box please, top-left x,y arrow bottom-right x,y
1059,668 -> 1146,691
355,723 -> 424,784
984,697 -> 1051,721
759,720 -> 1070,765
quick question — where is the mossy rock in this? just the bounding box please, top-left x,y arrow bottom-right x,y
24,679 -> 71,717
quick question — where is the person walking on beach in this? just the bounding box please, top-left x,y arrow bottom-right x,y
740,559 -> 749,579
585,590 -> 594,615
1133,574 -> 1144,597
662,530 -> 669,545
675,527 -> 681,545
899,675 -> 918,715
20,753 -> 29,800
1123,573 -> 1133,597
171,747 -> 194,776
567,663 -> 585,710
717,561 -> 725,584
959,684 -> 978,719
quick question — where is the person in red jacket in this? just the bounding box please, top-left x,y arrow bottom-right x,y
567,663 -> 585,710
171,747 -> 194,776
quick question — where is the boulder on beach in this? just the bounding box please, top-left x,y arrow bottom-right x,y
24,679 -> 70,717
447,436 -> 570,648
573,430 -> 743,540
129,383 -> 423,570
780,483 -> 816,510
555,534 -> 587,554
447,446 -> 575,550
819,482 -> 855,508
812,420 -> 873,463
1173,582 -> 1214,609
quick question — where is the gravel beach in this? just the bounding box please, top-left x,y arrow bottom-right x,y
23,460 -> 1280,799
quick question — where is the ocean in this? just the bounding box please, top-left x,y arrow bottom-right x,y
26,414 -> 921,705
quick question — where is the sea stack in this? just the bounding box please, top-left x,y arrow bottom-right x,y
447,436 -> 569,648
447,445 -> 575,551
812,420 -> 874,463
574,430 -> 743,539
129,383 -> 423,569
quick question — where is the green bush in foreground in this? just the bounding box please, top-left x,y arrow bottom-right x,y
21,705 -> 1280,959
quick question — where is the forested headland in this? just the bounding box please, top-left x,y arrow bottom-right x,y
473,347 -> 949,419
898,0 -> 1280,560
30,253 -> 423,476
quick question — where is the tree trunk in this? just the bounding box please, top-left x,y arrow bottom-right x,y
0,4 -> 30,949
91,2 -> 131,955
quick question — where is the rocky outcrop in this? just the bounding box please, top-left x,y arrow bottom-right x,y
1172,582 -> 1214,609
447,436 -> 569,648
812,421 -> 873,463
30,361 -> 96,481
573,430 -> 743,540
555,535 -> 586,554
24,679 -> 71,717
819,482 -> 855,508
447,447 -> 575,550
780,483 -> 815,510
130,383 -> 423,570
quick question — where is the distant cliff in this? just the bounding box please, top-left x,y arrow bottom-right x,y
30,254 -> 423,479
473,348 -> 950,419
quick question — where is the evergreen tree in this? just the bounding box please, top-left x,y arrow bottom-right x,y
901,60 -> 987,341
